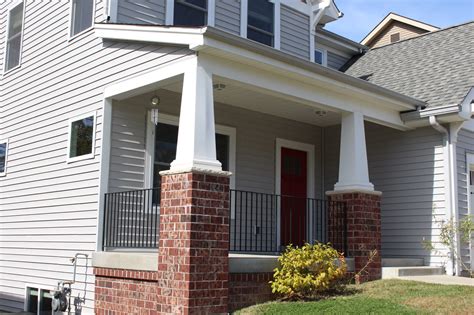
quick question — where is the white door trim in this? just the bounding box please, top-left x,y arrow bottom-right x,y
275,138 -> 316,248
275,138 -> 315,198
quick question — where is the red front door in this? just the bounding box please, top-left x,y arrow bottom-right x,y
281,147 -> 307,247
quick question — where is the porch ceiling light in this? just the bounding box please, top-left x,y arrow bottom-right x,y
314,109 -> 328,117
148,93 -> 160,126
150,95 -> 160,107
213,83 -> 226,91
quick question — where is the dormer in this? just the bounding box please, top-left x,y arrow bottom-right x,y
107,0 -> 343,63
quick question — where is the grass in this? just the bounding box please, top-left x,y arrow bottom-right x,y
235,279 -> 474,314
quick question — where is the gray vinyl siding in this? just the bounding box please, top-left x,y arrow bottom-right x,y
215,0 -> 240,35
116,0 -> 166,25
456,128 -> 474,271
327,51 -> 350,71
0,0 -> 192,311
324,123 -> 447,266
280,5 -> 310,60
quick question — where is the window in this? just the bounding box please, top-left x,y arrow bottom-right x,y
174,0 -> 207,26
390,32 -> 400,43
247,0 -> 274,46
314,48 -> 327,66
4,1 -> 24,72
70,0 -> 94,37
26,286 -> 53,315
68,113 -> 96,162
152,122 -> 230,199
0,139 -> 8,176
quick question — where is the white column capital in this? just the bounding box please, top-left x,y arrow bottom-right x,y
334,111 -> 374,192
170,57 -> 222,172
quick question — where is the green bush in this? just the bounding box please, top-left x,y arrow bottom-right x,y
270,243 -> 347,300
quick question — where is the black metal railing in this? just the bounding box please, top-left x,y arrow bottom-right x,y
103,188 -> 160,249
230,189 -> 347,254
102,188 -> 347,254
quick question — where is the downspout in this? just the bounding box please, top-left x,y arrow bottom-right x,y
429,116 -> 463,275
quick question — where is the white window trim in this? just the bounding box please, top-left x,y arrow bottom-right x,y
2,0 -> 25,75
67,111 -> 97,163
0,138 -> 8,177
166,0 -> 213,26
145,112 -> 236,190
314,47 -> 327,66
68,0 -> 96,41
241,0 -> 281,49
24,284 -> 54,314
275,138 -> 315,247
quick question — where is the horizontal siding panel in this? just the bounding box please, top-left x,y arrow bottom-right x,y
215,0 -> 240,35
117,0 -> 166,25
280,5 -> 310,59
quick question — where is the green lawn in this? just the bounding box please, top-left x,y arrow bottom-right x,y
235,279 -> 474,314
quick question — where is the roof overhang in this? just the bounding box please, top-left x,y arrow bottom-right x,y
361,12 -> 440,46
95,23 -> 428,129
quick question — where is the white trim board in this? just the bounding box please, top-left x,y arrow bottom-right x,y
467,153 -> 474,272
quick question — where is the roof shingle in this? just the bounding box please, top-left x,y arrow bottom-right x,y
345,21 -> 474,107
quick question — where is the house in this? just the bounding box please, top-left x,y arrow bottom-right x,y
0,0 -> 472,313
361,12 -> 440,48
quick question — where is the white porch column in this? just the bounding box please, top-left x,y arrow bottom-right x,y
334,111 -> 374,192
170,58 -> 222,172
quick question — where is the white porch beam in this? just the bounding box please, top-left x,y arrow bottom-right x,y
170,58 -> 222,172
334,111 -> 375,192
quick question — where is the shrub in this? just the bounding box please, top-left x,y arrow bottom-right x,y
270,243 -> 347,300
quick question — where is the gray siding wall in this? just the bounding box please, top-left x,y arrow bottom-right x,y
280,5 -> 310,60
215,0 -> 240,35
327,51 -> 350,71
0,0 -> 192,311
116,0 -> 166,25
456,128 -> 474,270
324,123 -> 447,265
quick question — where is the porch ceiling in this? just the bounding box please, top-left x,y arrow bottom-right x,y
160,77 -> 342,127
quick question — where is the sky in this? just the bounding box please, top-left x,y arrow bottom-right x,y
325,0 -> 474,42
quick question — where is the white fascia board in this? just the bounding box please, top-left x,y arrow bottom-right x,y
199,35 -> 418,112
199,52 -> 408,130
94,23 -> 206,47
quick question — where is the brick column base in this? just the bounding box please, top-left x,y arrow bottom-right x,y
229,273 -> 274,312
327,191 -> 382,282
157,170 -> 230,314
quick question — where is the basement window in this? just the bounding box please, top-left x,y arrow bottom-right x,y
0,139 -> 8,176
174,0 -> 207,26
68,113 -> 96,162
247,0 -> 274,47
70,0 -> 94,37
25,287 -> 53,315
4,1 -> 24,72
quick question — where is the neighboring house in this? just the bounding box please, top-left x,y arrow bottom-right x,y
361,12 -> 440,48
0,1 -> 472,314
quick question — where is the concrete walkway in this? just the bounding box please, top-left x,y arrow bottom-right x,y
399,275 -> 474,287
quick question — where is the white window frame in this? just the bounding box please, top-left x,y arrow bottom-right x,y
67,111 -> 97,163
166,0 -> 214,26
3,0 -> 25,75
145,112 -> 236,190
240,0 -> 281,48
68,0 -> 96,41
314,47 -> 327,66
24,284 -> 54,314
0,138 -> 9,177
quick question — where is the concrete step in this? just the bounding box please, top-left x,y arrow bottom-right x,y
382,258 -> 425,267
382,266 -> 445,279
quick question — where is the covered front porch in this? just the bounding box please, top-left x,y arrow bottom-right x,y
93,28 -> 423,311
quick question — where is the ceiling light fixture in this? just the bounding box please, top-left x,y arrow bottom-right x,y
213,83 -> 226,91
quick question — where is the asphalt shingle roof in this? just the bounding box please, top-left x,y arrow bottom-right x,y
345,21 -> 474,107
